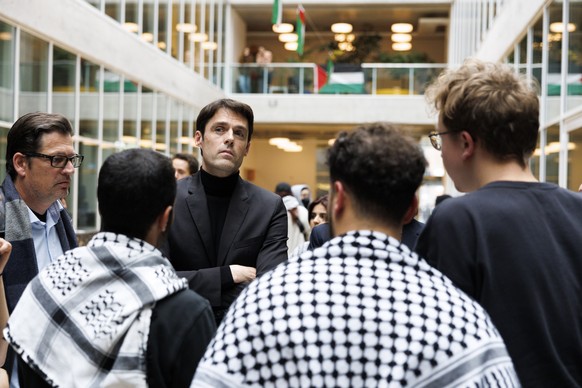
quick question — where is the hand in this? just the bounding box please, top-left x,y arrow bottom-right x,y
0,239 -> 11,275
229,265 -> 256,284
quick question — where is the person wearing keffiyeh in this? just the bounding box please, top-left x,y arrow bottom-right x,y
5,149 -> 216,387
192,123 -> 520,387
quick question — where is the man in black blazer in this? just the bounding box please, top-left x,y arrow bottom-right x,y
163,99 -> 288,323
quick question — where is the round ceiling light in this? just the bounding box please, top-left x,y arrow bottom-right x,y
391,23 -> 413,33
549,22 -> 576,33
189,33 -> 208,42
201,41 -> 218,50
176,23 -> 197,33
391,33 -> 412,43
284,42 -> 298,51
273,23 -> 294,33
331,23 -> 353,34
279,33 -> 298,43
392,42 -> 412,51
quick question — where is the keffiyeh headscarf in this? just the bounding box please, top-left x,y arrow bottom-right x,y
5,232 -> 187,387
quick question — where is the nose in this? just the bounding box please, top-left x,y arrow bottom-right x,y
63,159 -> 75,174
224,128 -> 234,143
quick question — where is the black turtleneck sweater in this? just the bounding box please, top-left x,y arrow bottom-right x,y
200,168 -> 238,290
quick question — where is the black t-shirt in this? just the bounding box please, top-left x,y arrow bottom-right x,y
416,181 -> 582,387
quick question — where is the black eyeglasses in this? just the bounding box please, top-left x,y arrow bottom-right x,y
428,130 -> 454,150
25,152 -> 84,168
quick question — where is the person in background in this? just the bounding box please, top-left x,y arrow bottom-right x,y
291,184 -> 311,208
192,122 -> 518,387
172,153 -> 199,180
5,148 -> 216,387
164,99 -> 288,325
282,195 -> 310,255
290,195 -> 328,257
416,58 -> 582,386
308,195 -> 424,251
307,195 -> 328,229
1,112 -> 81,386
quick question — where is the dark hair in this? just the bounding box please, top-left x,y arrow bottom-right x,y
196,99 -> 254,142
275,182 -> 292,197
98,149 -> 176,240
6,112 -> 74,179
426,58 -> 539,168
327,122 -> 427,225
308,195 -> 328,219
173,152 -> 199,174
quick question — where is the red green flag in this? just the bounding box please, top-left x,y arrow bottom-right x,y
296,5 -> 305,56
272,0 -> 282,25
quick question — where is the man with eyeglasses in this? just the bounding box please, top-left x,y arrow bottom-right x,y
1,112 -> 82,387
417,59 -> 582,386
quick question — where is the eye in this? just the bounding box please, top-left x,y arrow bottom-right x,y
52,156 -> 67,165
234,130 -> 246,139
214,126 -> 225,133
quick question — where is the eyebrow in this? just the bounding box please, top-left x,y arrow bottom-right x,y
211,121 -> 248,132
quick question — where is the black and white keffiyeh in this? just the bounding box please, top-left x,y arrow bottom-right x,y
4,232 -> 187,387
192,230 -> 519,388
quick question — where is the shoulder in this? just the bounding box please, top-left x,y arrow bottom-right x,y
240,179 -> 283,203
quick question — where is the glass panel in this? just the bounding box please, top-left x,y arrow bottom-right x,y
158,0 -> 169,53
568,126 -> 582,191
532,14 -> 543,92
545,125 -> 560,184
85,0 -> 101,10
531,129 -> 543,179
547,2 -> 563,123
143,1 -> 156,47
566,1 -> 582,112
0,21 -> 15,122
0,127 -> 8,182
180,2 -> 194,64
141,86 -> 154,149
170,100 -> 179,154
126,2 -> 138,29
102,68 -> 120,142
78,142 -> 98,230
19,30 -> 48,115
105,2 -> 121,22
123,80 -> 139,148
155,93 -> 168,152
79,59 -> 99,138
193,1 -> 204,74
52,46 -> 76,120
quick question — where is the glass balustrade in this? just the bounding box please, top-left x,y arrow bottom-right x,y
227,63 -> 446,95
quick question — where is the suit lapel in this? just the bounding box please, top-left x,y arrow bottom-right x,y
217,178 -> 250,265
186,174 -> 216,263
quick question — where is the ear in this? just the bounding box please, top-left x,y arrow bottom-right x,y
194,131 -> 203,147
402,194 -> 419,225
244,141 -> 251,156
331,181 -> 347,219
13,153 -> 29,177
159,206 -> 173,233
460,131 -> 476,160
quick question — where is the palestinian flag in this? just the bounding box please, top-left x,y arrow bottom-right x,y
296,5 -> 305,56
272,0 -> 282,25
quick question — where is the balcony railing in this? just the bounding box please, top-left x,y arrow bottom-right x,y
227,63 -> 447,95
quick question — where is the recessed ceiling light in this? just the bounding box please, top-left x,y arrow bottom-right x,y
391,23 -> 413,33
331,23 -> 353,34
273,23 -> 294,33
